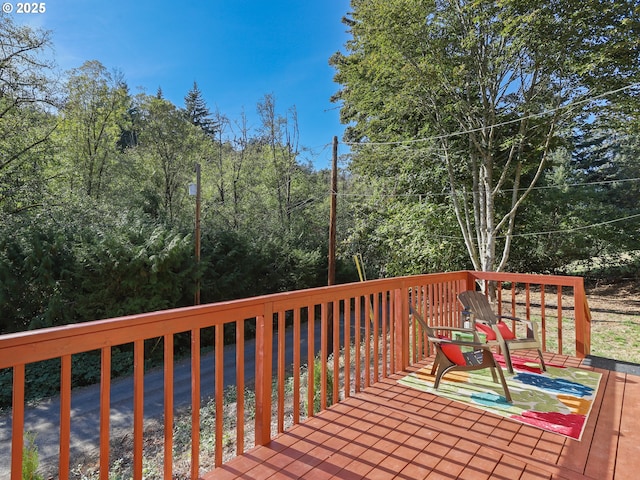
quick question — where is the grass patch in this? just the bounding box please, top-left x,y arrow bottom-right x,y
592,318 -> 640,364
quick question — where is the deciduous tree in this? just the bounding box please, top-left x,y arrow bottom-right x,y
0,15 -> 58,213
136,94 -> 207,223
59,60 -> 130,199
331,0 -> 640,272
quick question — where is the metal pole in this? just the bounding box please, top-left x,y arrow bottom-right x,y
195,163 -> 201,305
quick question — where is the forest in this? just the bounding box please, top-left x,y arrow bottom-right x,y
1,1 -> 640,340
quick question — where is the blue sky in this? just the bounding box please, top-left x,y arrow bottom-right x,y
10,1 -> 351,168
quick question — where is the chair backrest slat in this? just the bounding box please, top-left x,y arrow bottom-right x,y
458,291 -> 497,324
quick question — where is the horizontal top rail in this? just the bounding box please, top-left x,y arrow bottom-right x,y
0,270 -> 589,369
468,270 -> 586,288
0,272 -> 469,369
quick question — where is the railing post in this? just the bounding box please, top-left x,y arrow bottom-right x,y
464,270 -> 476,292
394,287 -> 409,372
573,279 -> 591,357
255,303 -> 274,445
11,364 -> 24,480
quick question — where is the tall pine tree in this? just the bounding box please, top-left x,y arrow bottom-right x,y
184,81 -> 216,137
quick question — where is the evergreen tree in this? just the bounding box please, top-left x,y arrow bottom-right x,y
184,81 -> 217,137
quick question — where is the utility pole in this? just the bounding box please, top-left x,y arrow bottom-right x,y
328,136 -> 338,286
326,137 -> 338,360
193,163 -> 202,305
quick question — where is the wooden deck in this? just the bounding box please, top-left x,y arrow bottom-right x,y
204,353 -> 640,480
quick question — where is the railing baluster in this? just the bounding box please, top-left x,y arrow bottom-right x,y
60,354 -> 71,479
163,335 -> 174,479
133,339 -> 144,480
373,292 -> 380,383
255,305 -> 273,445
320,303 -> 328,410
215,322 -> 224,466
447,281 -> 453,327
412,286 -> 419,359
344,300 -> 351,398
191,330 -> 200,479
236,319 -> 245,454
293,309 -> 301,422
307,305 -> 315,416
332,300 -> 340,404
423,284 -> 429,357
395,287 -> 409,372
11,363 -> 25,480
540,285 -> 547,351
525,283 -> 531,321
354,296 -> 361,394
277,311 -> 285,433
382,292 -> 388,377
429,286 -> 434,343
557,288 -> 564,355
364,296 -> 371,388
99,348 -> 111,480
389,289 -> 396,369
435,283 -> 441,327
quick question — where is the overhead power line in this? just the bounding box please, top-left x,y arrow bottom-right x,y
335,177 -> 640,198
339,82 -> 640,148
501,213 -> 640,239
404,213 -> 640,242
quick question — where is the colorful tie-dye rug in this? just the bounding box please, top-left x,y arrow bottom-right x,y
398,356 -> 601,440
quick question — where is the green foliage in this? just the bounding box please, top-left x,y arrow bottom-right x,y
22,432 -> 43,480
343,194 -> 470,278
58,61 -> 131,199
134,94 -> 209,224
0,206 -> 196,333
310,357 -> 333,414
0,9 -> 326,423
0,215 -> 76,332
74,220 -> 194,319
0,16 -> 57,215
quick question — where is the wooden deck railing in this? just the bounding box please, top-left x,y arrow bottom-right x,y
0,271 -> 590,479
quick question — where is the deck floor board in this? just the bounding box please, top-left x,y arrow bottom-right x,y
204,353 -> 639,480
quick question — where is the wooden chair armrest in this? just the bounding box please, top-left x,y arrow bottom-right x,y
427,336 -> 488,349
498,315 -> 537,328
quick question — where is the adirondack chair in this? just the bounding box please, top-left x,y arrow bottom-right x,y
410,308 -> 512,402
458,290 -> 546,374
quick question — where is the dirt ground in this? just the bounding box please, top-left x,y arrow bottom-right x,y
583,279 -> 640,363
586,279 -> 640,317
